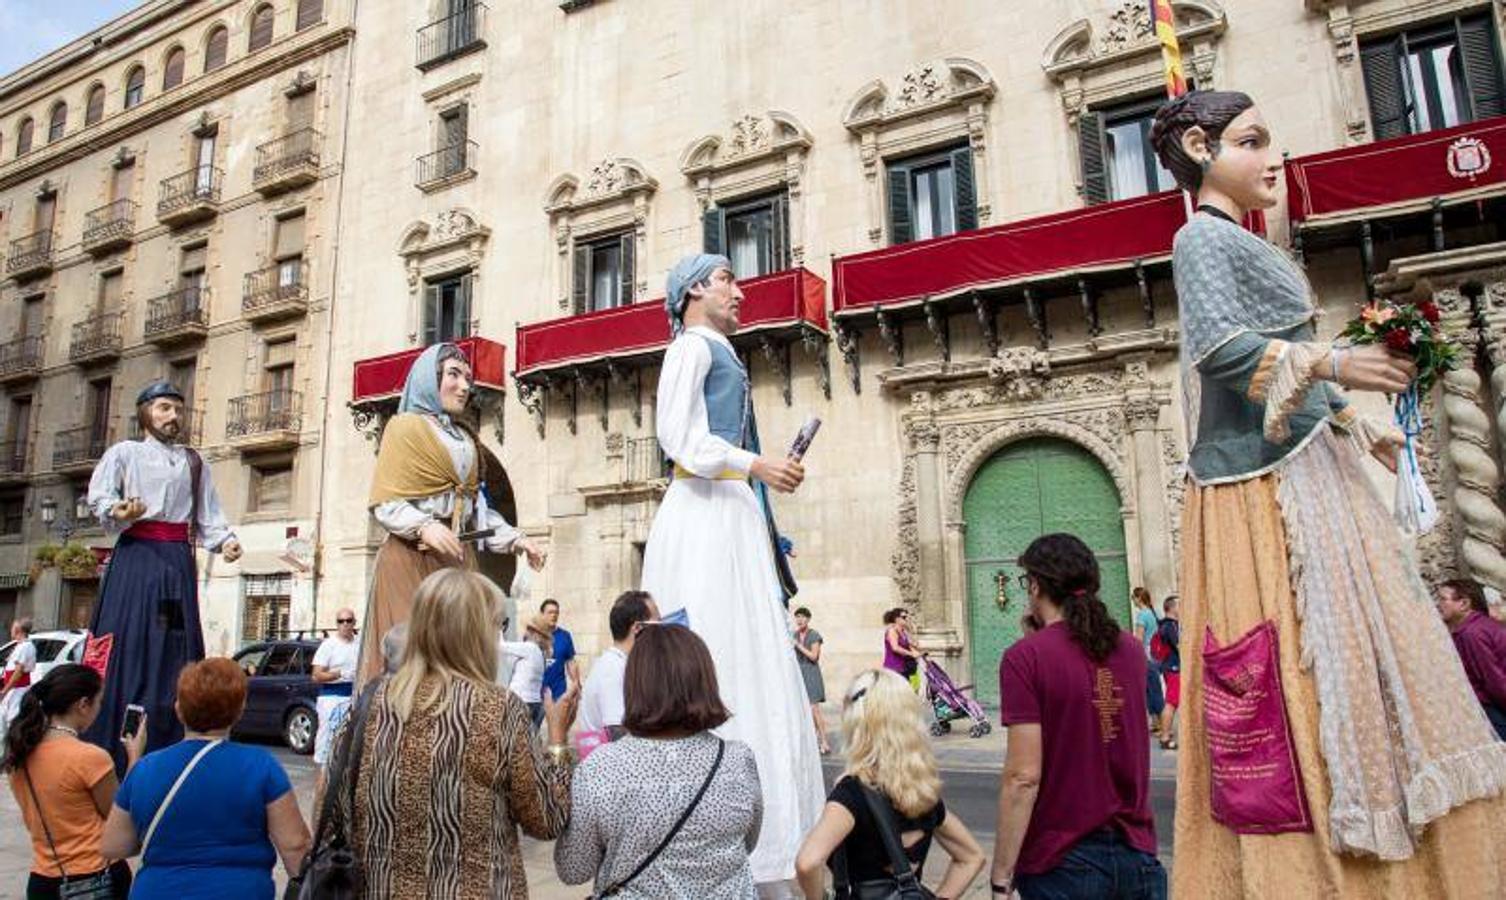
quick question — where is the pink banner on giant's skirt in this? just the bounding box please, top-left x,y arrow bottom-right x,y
1202,620 -> 1312,834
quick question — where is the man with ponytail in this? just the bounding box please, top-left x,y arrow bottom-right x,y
5,663 -> 141,898
989,533 -> 1165,900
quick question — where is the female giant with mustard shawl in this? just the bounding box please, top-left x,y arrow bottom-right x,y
359,344 -> 545,684
1149,91 -> 1506,899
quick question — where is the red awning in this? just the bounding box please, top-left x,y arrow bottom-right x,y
832,191 -> 1189,315
351,336 -> 506,403
1286,115 -> 1506,226
515,267 -> 827,377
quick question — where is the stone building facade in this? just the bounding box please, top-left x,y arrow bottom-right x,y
4,0 -> 1505,703
0,0 -> 350,655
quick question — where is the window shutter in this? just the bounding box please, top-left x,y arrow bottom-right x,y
571,243 -> 588,314
952,146 -> 978,231
1458,14 -> 1506,121
458,273 -> 474,337
702,206 -> 725,255
205,28 -> 228,72
1077,112 -> 1110,204
287,90 -> 315,129
423,282 -> 440,344
86,87 -> 104,125
771,192 -> 790,271
619,233 -> 636,305
274,213 -> 306,260
296,0 -> 323,30
112,162 -> 133,201
249,7 -> 275,52
164,49 -> 185,90
180,244 -> 207,275
1361,37 -> 1407,139
887,163 -> 913,245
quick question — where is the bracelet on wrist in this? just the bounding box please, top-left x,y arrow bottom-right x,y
991,878 -> 1013,895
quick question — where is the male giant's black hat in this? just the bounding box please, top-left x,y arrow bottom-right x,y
135,380 -> 185,407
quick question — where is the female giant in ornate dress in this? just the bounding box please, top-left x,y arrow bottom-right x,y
1154,91 -> 1506,898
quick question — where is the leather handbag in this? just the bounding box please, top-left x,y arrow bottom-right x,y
832,782 -> 936,900
21,766 -> 117,900
286,681 -> 379,900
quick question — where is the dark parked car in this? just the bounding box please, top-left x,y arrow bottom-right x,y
231,639 -> 321,754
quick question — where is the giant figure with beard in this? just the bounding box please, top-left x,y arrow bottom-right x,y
82,381 -> 242,773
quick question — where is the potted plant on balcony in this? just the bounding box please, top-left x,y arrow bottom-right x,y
29,542 -> 61,583
56,542 -> 100,580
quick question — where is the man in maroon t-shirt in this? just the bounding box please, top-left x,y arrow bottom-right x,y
1436,577 -> 1506,741
989,533 -> 1163,899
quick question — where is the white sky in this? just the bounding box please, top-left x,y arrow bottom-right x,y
0,0 -> 143,79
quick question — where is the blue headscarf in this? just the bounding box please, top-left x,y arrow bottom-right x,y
399,343 -> 468,435
665,253 -> 732,337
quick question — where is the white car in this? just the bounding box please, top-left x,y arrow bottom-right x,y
0,629 -> 90,684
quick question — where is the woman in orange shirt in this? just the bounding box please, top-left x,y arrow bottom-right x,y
4,663 -> 144,899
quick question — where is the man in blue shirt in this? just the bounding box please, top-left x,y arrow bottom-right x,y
539,599 -> 577,702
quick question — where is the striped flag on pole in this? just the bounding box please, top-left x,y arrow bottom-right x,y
1153,0 -> 1187,98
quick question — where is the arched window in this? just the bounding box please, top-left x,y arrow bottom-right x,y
85,84 -> 105,125
248,5 -> 275,51
204,26 -> 229,72
47,102 -> 67,143
163,47 -> 185,90
123,66 -> 146,109
296,0 -> 322,30
15,117 -> 34,156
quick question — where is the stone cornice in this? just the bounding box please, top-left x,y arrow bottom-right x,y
0,24 -> 354,192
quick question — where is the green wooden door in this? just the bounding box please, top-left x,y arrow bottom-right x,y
963,438 -> 1130,705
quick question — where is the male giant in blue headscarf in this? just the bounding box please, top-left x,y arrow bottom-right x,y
639,254 -> 825,890
357,343 -> 546,684
81,381 -> 242,773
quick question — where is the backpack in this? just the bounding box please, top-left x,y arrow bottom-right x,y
1150,629 -> 1171,663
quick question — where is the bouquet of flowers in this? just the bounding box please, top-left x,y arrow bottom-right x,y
1338,299 -> 1460,535
1338,299 -> 1458,393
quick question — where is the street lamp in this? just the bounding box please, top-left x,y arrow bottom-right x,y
37,493 -> 92,628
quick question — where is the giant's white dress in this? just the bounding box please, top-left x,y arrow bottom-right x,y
641,326 -> 825,884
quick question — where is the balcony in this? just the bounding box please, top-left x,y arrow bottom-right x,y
53,425 -> 112,474
0,440 -> 30,483
6,231 -> 54,281
349,337 -> 506,442
0,336 -> 43,385
243,260 -> 309,322
415,142 -> 477,192
253,128 -> 322,195
226,389 -> 302,452
514,268 -> 830,428
69,312 -> 124,366
145,287 -> 209,346
157,166 -> 223,228
416,3 -> 487,70
82,199 -> 136,255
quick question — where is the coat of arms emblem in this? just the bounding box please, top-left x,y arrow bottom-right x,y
1446,136 -> 1492,180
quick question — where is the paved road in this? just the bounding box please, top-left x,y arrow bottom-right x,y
1,737 -> 1175,900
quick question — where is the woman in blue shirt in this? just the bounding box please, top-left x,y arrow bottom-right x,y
100,658 -> 310,899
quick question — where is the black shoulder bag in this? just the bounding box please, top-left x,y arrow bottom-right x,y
832,783 -> 936,900
285,680 -> 380,900
592,737 -> 726,899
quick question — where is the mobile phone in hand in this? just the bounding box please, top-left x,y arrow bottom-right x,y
121,704 -> 145,740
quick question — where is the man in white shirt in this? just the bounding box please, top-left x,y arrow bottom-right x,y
311,607 -> 360,772
580,590 -> 659,734
498,616 -> 547,728
0,618 -> 37,734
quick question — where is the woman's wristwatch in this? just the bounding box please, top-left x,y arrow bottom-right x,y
545,743 -> 574,767
991,877 -> 1013,896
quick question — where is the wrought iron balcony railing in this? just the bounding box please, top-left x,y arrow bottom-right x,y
243,260 -> 309,316
416,3 -> 487,69
6,230 -> 53,277
415,141 -> 476,189
0,336 -> 43,379
227,389 -> 302,439
145,286 -> 209,338
69,311 -> 124,362
0,440 -> 29,477
157,165 -> 223,220
625,436 -> 668,483
253,127 -> 322,189
82,199 -> 137,251
53,425 -> 112,469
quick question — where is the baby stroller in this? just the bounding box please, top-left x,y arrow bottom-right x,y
922,657 -> 992,739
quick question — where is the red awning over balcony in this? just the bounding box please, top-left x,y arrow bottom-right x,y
831,191 -> 1189,315
515,267 -> 828,378
1286,115 -> 1506,226
352,336 -> 506,403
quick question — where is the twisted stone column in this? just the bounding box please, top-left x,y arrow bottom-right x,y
1438,289 -> 1506,592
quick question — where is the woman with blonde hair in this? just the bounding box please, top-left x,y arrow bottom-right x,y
335,568 -> 579,898
795,668 -> 984,899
